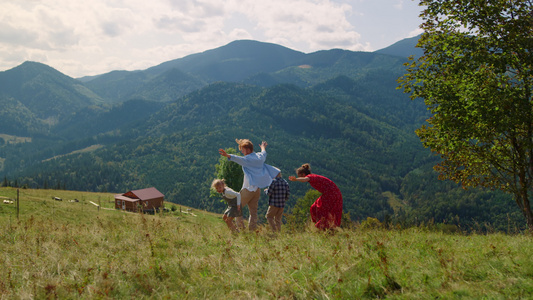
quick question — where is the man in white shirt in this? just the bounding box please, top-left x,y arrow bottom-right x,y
219,139 -> 280,231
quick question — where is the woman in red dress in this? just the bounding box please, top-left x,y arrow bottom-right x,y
289,163 -> 343,229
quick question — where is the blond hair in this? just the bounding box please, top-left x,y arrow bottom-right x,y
235,138 -> 253,152
211,179 -> 226,189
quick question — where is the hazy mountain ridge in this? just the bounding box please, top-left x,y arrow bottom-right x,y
78,39 -> 412,103
146,40 -> 307,80
0,62 -> 104,137
376,34 -> 424,58
0,61 -> 102,123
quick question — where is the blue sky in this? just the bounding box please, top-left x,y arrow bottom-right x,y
0,0 -> 424,78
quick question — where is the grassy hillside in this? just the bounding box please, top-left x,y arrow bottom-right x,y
0,187 -> 532,299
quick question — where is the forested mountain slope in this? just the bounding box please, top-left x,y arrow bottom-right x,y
375,34 -> 424,58
12,81 -> 426,220
0,37 -> 522,230
81,40 -> 411,103
0,61 -> 102,135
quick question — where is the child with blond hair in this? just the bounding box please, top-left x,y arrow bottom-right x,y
211,179 -> 241,233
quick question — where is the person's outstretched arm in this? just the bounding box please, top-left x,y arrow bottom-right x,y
289,176 -> 310,183
219,148 -> 230,158
260,141 -> 267,152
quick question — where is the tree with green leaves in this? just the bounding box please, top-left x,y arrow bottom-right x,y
285,189 -> 322,231
209,148 -> 244,212
399,0 -> 533,230
213,148 -> 243,192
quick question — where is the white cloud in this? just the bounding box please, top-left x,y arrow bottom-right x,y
408,28 -> 424,38
228,28 -> 254,41
228,0 -> 364,51
0,0 -> 423,77
0,22 -> 41,47
393,0 -> 404,10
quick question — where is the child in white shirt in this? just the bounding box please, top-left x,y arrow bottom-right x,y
211,179 -> 241,233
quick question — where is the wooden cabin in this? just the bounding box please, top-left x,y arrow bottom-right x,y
114,187 -> 164,213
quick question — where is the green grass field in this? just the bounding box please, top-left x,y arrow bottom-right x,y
0,187 -> 532,299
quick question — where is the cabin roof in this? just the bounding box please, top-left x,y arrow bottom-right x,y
117,187 -> 164,201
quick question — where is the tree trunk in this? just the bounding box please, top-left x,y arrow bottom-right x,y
523,199 -> 533,233
517,189 -> 533,232
515,162 -> 533,232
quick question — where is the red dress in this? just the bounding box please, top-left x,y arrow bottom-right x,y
307,174 -> 343,229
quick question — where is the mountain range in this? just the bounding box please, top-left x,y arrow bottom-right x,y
0,35 -> 523,230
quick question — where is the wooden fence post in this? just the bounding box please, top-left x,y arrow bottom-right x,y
17,189 -> 19,219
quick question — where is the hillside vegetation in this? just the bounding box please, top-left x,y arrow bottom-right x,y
0,187 -> 531,299
0,38 -> 525,231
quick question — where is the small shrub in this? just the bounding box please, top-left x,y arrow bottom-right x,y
360,217 -> 382,230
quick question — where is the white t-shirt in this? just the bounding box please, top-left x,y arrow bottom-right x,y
242,174 -> 258,192
223,187 -> 241,205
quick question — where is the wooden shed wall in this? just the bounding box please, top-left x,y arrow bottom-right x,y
115,199 -> 140,212
115,197 -> 164,212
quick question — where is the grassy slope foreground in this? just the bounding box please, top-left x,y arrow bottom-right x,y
0,187 -> 532,299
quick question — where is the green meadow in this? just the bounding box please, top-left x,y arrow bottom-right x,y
0,187 -> 532,299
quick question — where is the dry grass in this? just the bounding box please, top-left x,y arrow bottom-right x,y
0,134 -> 32,144
0,187 -> 532,299
41,144 -> 104,162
